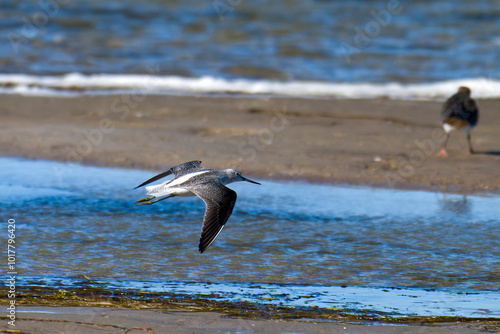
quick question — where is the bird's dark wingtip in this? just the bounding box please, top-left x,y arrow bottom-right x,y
133,170 -> 173,189
133,182 -> 147,190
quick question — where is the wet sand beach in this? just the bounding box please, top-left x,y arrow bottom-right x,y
3,306 -> 497,334
0,94 -> 499,193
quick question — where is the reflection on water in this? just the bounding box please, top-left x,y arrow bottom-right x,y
439,194 -> 471,215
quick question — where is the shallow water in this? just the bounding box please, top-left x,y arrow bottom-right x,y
1,157 -> 499,316
14,276 -> 500,318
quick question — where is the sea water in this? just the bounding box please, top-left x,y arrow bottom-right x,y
1,1 -> 500,98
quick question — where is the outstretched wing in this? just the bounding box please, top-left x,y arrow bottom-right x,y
171,160 -> 205,177
193,184 -> 237,253
134,160 -> 205,189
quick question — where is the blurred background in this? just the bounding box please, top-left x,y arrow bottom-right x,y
0,0 -> 499,96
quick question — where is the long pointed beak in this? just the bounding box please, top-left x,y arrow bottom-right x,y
242,176 -> 261,185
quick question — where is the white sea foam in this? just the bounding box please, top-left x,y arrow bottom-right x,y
0,73 -> 499,100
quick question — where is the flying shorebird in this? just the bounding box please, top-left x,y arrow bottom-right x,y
438,86 -> 479,157
134,161 -> 261,253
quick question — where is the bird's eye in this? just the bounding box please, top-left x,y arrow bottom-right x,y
236,172 -> 241,176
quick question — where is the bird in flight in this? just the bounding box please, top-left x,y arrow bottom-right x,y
438,86 -> 479,157
134,161 -> 261,253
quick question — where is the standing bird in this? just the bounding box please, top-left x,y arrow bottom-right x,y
438,86 -> 479,157
134,161 -> 260,253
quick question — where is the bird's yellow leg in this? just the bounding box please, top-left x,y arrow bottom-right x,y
135,194 -> 174,206
135,196 -> 155,204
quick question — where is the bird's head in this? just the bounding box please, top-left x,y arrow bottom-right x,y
224,169 -> 261,185
458,86 -> 471,96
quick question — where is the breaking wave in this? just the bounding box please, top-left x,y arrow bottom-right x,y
0,73 -> 499,100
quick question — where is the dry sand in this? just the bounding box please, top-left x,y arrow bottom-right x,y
1,93 -> 499,193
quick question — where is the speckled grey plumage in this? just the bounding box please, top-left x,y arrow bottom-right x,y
135,161 -> 260,253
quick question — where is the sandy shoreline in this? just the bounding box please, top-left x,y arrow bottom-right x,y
3,306 -> 496,334
2,93 -> 500,331
1,93 -> 499,194
2,284 -> 498,334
